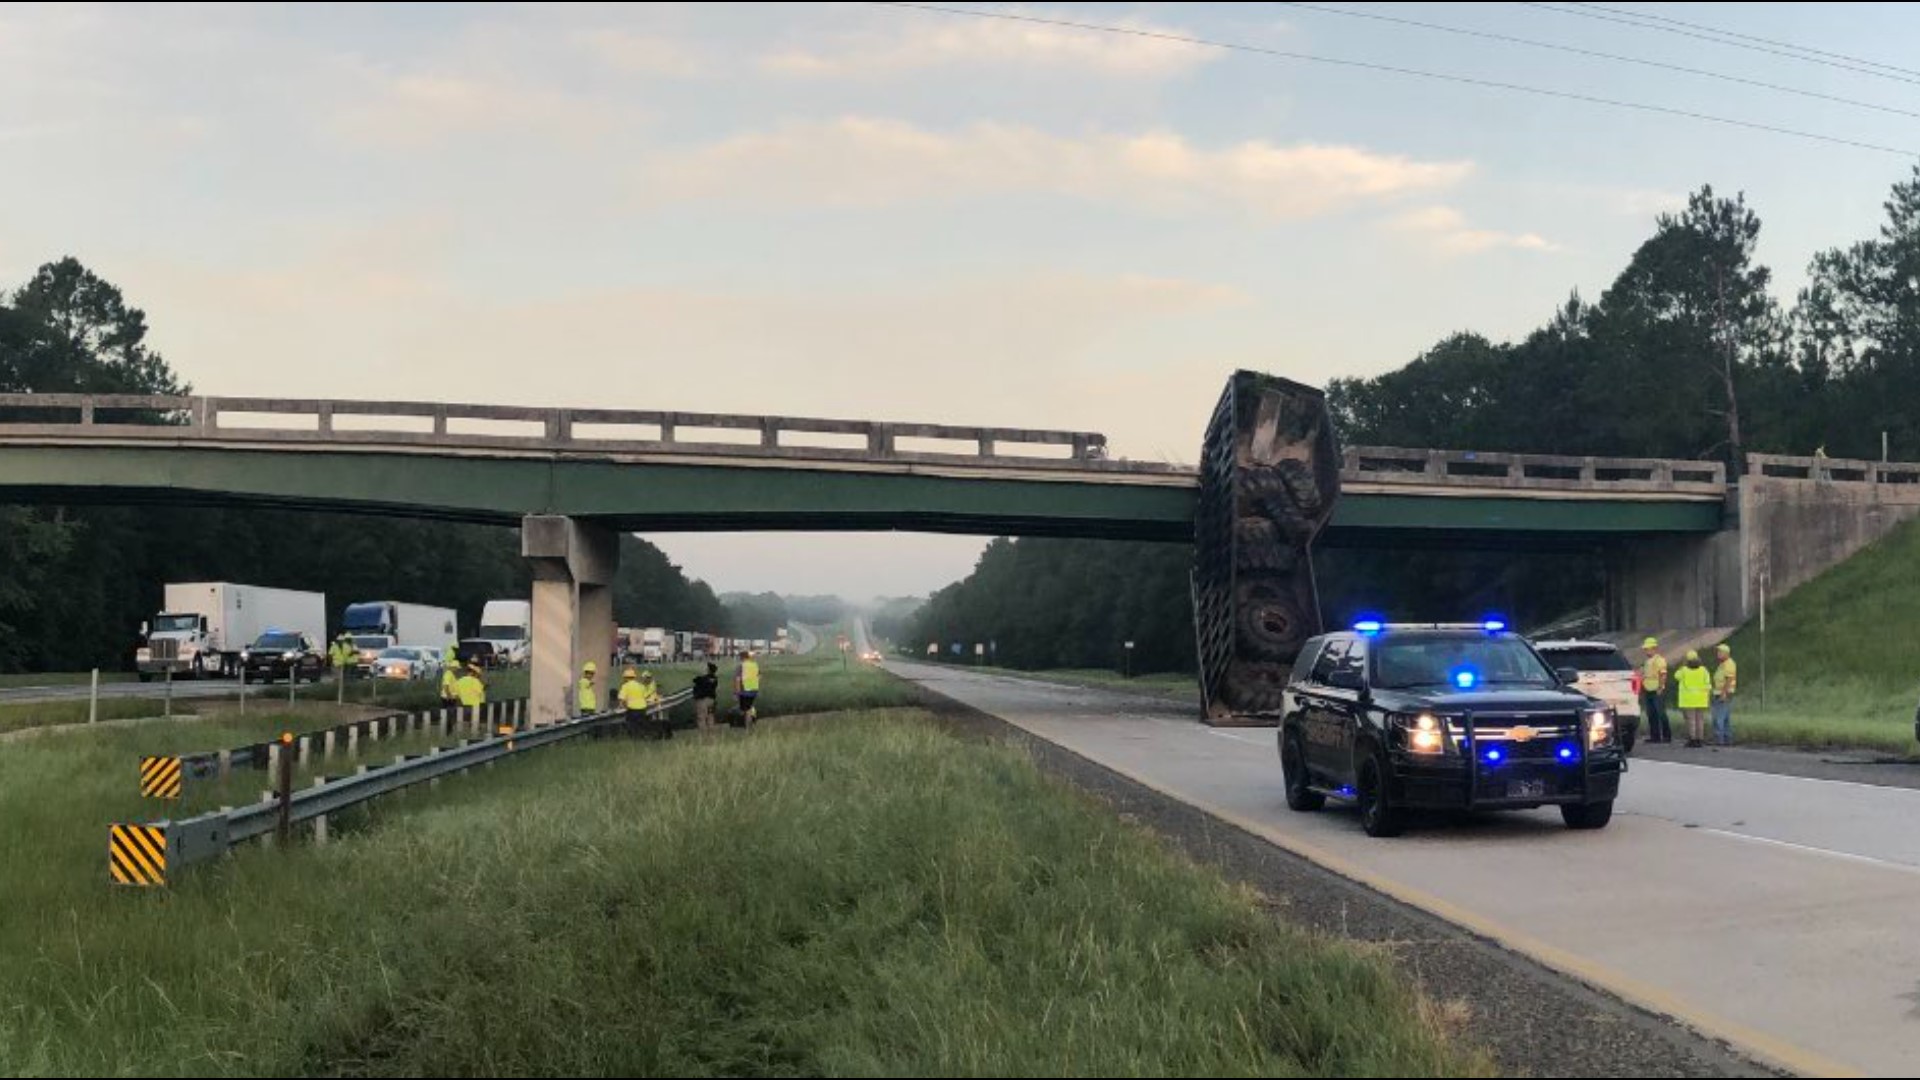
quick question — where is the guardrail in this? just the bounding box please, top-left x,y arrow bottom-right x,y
110,689 -> 694,887
0,393 -> 1130,470
136,698 -> 533,801
1748,452 -> 1920,486
1342,446 -> 1726,494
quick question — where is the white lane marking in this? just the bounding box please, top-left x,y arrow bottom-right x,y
1700,828 -> 1920,876
1206,729 -> 1263,745
1646,756 -> 1920,797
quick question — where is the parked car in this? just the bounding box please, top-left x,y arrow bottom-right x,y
1532,639 -> 1643,752
1280,620 -> 1625,837
241,630 -> 327,684
374,646 -> 441,681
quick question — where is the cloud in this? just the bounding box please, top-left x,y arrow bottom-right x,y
573,28 -> 711,77
639,118 -> 1471,220
762,6 -> 1215,78
326,65 -> 615,148
1387,206 -> 1556,255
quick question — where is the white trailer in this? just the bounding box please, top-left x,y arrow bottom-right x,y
473,599 -> 532,666
641,627 -> 666,664
137,582 -> 326,680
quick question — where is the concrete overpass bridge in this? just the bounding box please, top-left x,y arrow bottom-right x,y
0,388 -> 1900,720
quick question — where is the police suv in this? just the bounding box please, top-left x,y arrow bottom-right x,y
1279,620 -> 1625,837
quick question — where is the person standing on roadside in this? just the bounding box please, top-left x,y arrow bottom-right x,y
1712,644 -> 1738,747
736,650 -> 761,729
692,662 -> 720,731
1640,637 -> 1672,745
1675,650 -> 1713,749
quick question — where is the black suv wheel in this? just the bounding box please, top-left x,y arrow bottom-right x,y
1561,800 -> 1614,830
1357,755 -> 1404,838
1282,731 -> 1324,812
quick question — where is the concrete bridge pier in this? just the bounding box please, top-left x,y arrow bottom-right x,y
523,516 -> 618,726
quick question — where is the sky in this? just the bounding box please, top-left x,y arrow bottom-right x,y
4,2 -> 1918,602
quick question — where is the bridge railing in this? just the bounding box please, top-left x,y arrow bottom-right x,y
0,393 -> 1140,471
1342,446 -> 1726,495
1748,452 -> 1920,486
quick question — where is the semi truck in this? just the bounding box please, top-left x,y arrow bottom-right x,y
640,627 -> 667,664
467,599 -> 531,667
341,600 -> 459,672
136,582 -> 327,680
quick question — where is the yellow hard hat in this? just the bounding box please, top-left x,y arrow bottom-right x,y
1642,637 -> 1659,649
583,661 -> 597,673
640,670 -> 655,680
1717,643 -> 1731,654
468,661 -> 484,671
1685,649 -> 1700,661
623,666 -> 638,679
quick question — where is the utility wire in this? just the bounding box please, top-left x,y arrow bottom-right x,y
1521,2 -> 1920,88
869,3 -> 1919,157
1278,2 -> 1920,122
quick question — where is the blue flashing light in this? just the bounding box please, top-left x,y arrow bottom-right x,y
1483,618 -> 1508,633
1557,744 -> 1578,762
1483,747 -> 1505,765
1354,619 -> 1384,635
1453,669 -> 1478,689
1336,785 -> 1356,799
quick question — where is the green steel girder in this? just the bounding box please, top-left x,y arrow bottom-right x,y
0,444 -> 1727,541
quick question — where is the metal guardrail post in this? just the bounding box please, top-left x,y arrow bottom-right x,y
276,733 -> 294,848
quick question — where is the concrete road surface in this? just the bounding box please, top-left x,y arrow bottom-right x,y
896,662 -> 1918,1078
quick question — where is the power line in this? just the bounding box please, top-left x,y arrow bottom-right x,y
1278,2 -> 1920,122
1521,2 -> 1920,87
1560,2 -> 1920,81
869,2 -> 1919,157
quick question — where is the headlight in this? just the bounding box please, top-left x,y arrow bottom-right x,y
284,650 -> 301,660
1586,708 -> 1614,749
136,647 -> 152,662
240,649 -> 251,661
1405,712 -> 1446,754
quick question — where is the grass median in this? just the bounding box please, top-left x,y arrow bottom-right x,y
0,698 -> 1483,1075
0,671 -> 138,689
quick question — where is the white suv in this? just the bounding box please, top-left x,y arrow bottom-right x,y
1534,640 -> 1642,753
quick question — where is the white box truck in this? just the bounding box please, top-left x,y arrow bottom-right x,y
341,600 -> 459,671
462,599 -> 531,668
640,627 -> 666,664
137,582 -> 326,680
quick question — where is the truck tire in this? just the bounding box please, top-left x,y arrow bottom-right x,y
1224,660 -> 1291,713
1562,800 -> 1614,830
191,654 -> 208,679
1236,576 -> 1310,662
1233,518 -> 1300,572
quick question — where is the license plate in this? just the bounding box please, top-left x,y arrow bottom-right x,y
1507,779 -> 1546,799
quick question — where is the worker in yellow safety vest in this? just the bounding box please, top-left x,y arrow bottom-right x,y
330,634 -> 356,678
1640,637 -> 1671,746
735,651 -> 761,729
439,661 -> 459,705
617,666 -> 652,739
455,662 -> 487,709
577,660 -> 599,716
1674,649 -> 1713,749
1712,644 -> 1738,747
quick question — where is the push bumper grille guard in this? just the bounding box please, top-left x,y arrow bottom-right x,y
1459,710 -> 1596,810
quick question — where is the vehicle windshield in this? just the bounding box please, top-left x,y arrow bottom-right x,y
477,625 -> 523,642
1538,646 -> 1633,673
378,647 -> 415,660
152,614 -> 199,633
254,633 -> 303,650
1371,636 -> 1558,690
354,635 -> 391,650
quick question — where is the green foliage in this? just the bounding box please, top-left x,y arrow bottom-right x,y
0,259 -> 727,673
0,707 -> 1486,1076
908,538 -> 1195,674
722,590 -> 790,638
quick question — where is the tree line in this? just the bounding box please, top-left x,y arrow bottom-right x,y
0,258 -> 732,672
908,166 -> 1920,672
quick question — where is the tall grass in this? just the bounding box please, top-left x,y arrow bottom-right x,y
0,710 -> 1484,1076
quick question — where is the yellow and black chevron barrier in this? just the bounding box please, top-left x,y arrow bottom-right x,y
109,824 -> 167,887
139,756 -> 183,799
